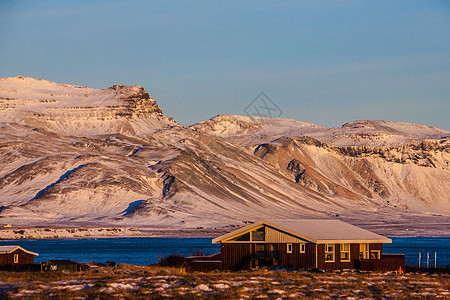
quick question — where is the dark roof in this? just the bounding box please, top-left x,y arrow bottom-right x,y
44,260 -> 79,264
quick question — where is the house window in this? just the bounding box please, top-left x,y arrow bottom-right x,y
14,254 -> 19,264
251,227 -> 265,241
370,250 -> 380,259
359,243 -> 369,259
270,244 -> 278,259
234,232 -> 250,241
340,243 -> 350,262
300,243 -> 305,253
256,244 -> 265,253
325,244 -> 335,262
287,243 -> 292,253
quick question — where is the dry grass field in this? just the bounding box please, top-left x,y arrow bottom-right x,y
0,264 -> 449,299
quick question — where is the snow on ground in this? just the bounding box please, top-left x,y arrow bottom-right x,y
4,266 -> 446,299
0,227 -> 143,240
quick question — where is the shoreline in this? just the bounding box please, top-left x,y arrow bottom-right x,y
1,226 -> 449,240
0,227 -> 231,241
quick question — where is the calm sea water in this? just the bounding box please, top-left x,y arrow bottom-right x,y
383,237 -> 449,267
0,237 -> 448,267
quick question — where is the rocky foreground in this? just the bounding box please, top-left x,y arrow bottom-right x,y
0,265 -> 449,299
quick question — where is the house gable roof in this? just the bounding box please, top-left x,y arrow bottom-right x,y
212,219 -> 391,244
0,245 -> 39,256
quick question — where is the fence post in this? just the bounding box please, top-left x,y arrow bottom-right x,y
427,252 -> 429,268
418,252 -> 421,268
434,252 -> 436,268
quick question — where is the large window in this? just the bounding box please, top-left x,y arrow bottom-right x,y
340,243 -> 350,262
252,227 -> 265,241
325,244 -> 335,262
359,243 -> 369,259
229,226 -> 265,242
233,232 -> 250,241
14,254 -> 19,264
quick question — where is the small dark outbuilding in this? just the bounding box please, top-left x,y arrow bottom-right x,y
41,260 -> 82,273
0,245 -> 38,266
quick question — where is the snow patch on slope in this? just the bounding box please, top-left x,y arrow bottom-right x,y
31,164 -> 86,200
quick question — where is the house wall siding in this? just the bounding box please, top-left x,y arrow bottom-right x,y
277,243 -> 316,269
221,243 -> 317,270
222,242 -> 387,270
370,243 -> 383,252
265,227 -> 305,243
317,243 -> 384,270
221,243 -> 252,270
206,242 -> 397,272
0,249 -> 35,266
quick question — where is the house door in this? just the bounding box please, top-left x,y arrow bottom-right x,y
255,244 -> 266,267
270,244 -> 279,266
253,244 -> 279,267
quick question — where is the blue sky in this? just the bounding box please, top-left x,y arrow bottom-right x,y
1,0 -> 449,128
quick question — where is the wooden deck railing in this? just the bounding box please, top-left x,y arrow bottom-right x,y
360,254 -> 405,271
185,253 -> 222,272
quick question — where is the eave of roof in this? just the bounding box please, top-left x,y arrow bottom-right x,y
212,220 -> 266,244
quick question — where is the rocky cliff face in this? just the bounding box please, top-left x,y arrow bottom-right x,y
193,115 -> 450,224
0,77 -> 449,233
106,84 -> 163,117
251,136 -> 449,210
0,76 -> 174,136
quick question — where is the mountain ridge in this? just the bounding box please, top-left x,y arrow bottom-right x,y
0,77 -> 448,233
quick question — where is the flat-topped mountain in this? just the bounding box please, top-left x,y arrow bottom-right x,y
0,76 -> 176,136
0,77 -> 448,234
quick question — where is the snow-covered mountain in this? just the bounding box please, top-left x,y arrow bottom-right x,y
1,77 -> 449,232
0,76 -> 176,136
